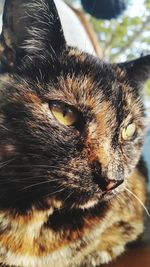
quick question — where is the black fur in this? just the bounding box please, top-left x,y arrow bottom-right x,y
0,0 -> 149,214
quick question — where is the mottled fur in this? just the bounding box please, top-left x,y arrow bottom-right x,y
0,0 -> 149,266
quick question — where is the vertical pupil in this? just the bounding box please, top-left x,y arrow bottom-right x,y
62,106 -> 68,117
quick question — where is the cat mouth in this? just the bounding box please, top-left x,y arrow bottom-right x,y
78,198 -> 99,210
77,183 -> 125,210
74,191 -> 113,210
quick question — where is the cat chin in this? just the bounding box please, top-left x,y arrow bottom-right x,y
77,183 -> 125,210
102,183 -> 125,201
77,193 -> 108,210
42,182 -> 125,212
78,198 -> 99,210
77,195 -> 111,210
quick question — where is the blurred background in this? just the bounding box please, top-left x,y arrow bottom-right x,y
0,0 -> 149,184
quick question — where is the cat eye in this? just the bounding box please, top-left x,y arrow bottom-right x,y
49,101 -> 78,126
121,122 -> 136,141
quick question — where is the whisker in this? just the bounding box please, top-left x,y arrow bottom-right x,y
0,158 -> 16,169
21,179 -> 61,190
63,191 -> 73,205
0,125 -> 10,131
6,164 -> 79,172
9,184 -> 65,204
125,187 -> 150,218
6,164 -> 61,169
46,186 -> 65,197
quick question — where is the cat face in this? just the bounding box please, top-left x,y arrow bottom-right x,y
0,0 -> 149,211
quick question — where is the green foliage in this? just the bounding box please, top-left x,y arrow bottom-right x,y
90,1 -> 150,63
62,0 -> 150,95
66,0 -> 150,94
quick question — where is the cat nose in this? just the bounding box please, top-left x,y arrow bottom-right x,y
91,160 -> 124,191
100,178 -> 124,192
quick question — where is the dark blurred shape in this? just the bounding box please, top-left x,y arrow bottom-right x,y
81,0 -> 129,20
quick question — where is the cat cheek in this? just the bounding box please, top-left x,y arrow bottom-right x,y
0,144 -> 16,160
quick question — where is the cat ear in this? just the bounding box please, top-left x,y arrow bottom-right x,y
118,55 -> 150,86
0,0 -> 66,71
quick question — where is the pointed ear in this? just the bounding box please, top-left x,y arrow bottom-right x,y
0,0 -> 66,71
118,55 -> 150,86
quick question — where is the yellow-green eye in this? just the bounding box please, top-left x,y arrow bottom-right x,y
50,102 -> 78,126
122,122 -> 136,141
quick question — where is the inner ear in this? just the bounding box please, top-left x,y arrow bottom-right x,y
117,55 -> 150,87
0,0 -> 66,72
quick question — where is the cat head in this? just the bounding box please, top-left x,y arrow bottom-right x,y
0,0 -> 149,212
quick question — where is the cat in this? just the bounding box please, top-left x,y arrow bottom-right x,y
0,0 -> 149,267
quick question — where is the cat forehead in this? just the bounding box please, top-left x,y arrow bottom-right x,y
44,52 -> 130,110
4,48 -> 141,121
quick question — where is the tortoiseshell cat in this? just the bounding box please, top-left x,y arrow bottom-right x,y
0,0 -> 149,266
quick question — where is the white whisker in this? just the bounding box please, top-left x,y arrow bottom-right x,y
21,179 -> 61,190
125,187 -> 150,218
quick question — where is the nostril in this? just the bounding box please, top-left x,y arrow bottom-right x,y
91,161 -> 124,192
93,172 -> 124,192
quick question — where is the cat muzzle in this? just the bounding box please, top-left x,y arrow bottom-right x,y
91,161 -> 124,192
103,179 -> 124,192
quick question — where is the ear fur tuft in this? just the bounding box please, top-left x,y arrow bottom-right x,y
118,55 -> 150,86
0,0 -> 66,71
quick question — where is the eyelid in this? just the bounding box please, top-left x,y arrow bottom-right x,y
49,99 -> 74,108
49,100 -> 78,115
49,100 -> 79,127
